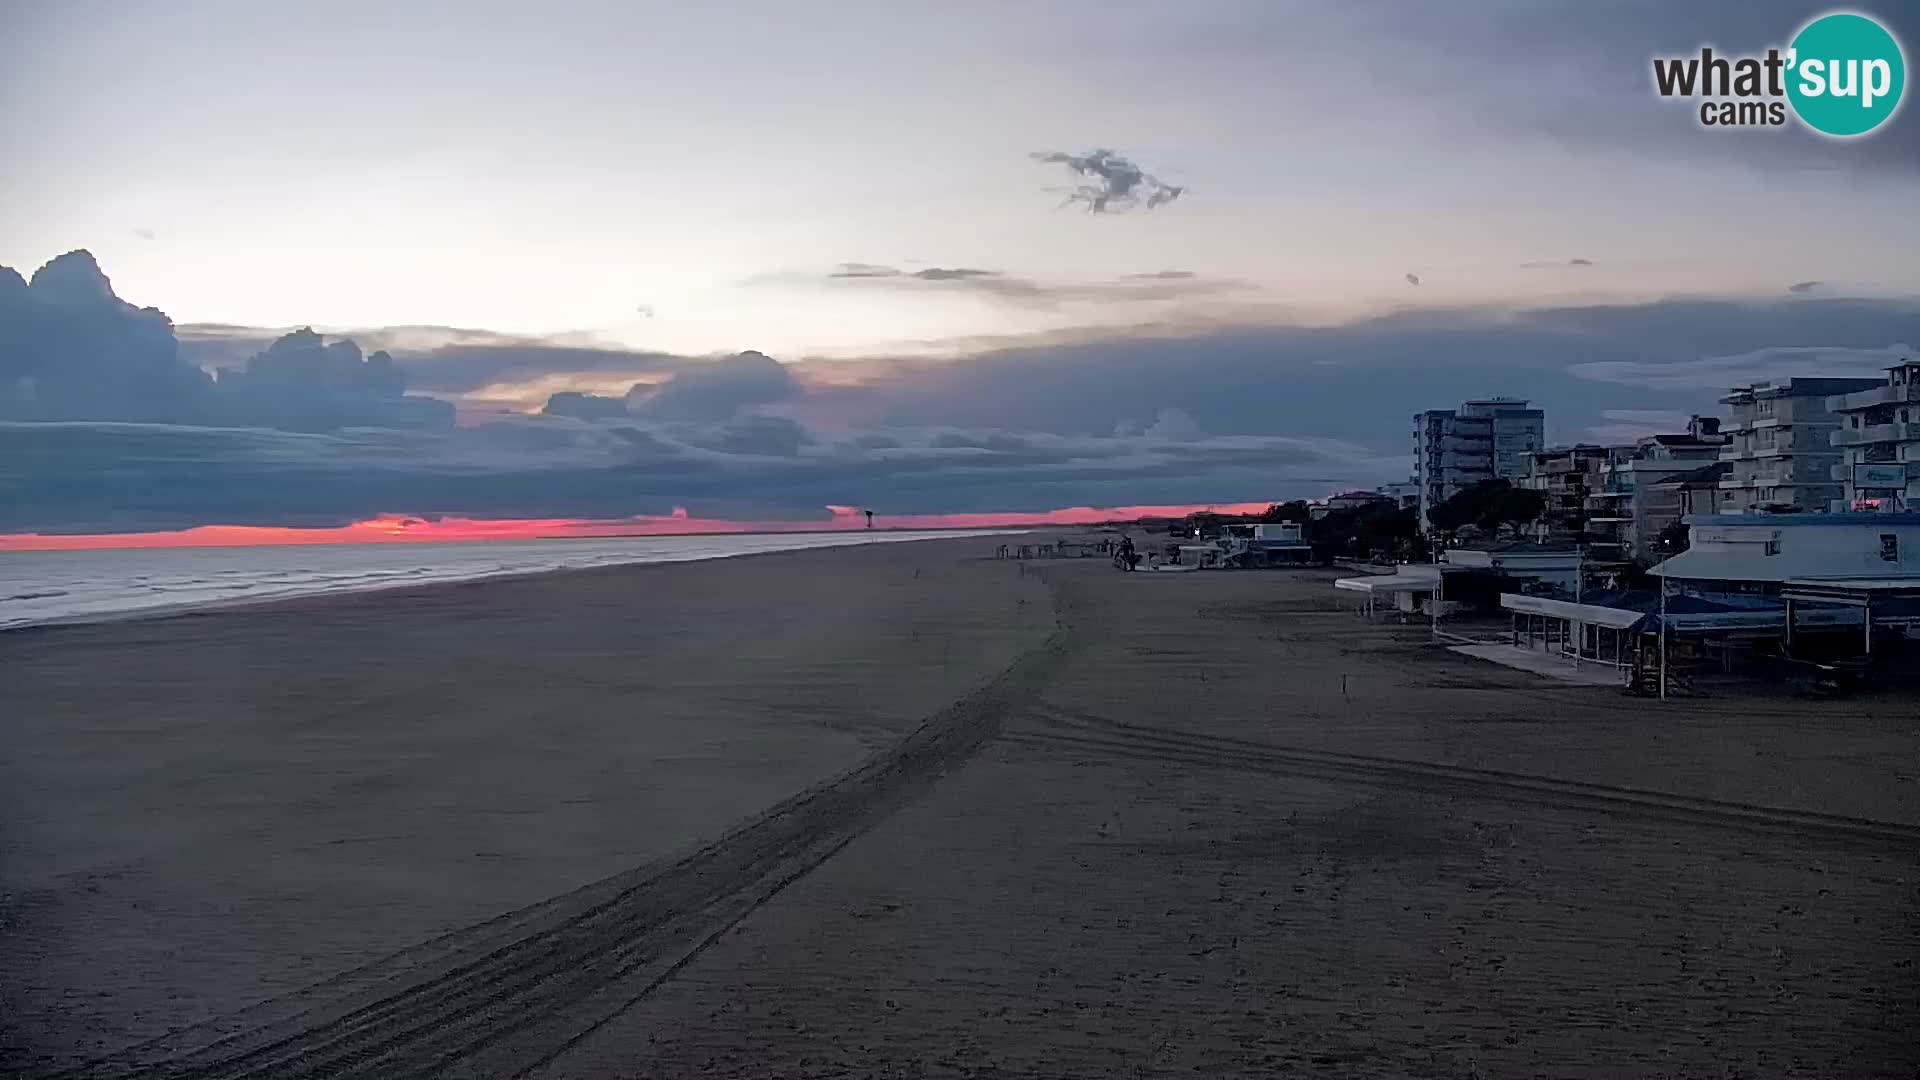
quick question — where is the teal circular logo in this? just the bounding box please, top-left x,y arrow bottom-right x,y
1786,12 -> 1906,136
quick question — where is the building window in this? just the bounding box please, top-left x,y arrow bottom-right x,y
1883,534 -> 1900,562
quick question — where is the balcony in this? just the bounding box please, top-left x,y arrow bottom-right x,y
1719,472 -> 1807,488
1828,383 -> 1920,411
1831,422 -> 1920,447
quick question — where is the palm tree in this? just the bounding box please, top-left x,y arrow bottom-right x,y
864,509 -> 874,529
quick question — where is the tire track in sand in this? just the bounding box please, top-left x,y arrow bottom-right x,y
60,619 -> 1079,1080
1012,703 -> 1920,849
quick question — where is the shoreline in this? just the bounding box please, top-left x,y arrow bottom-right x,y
0,528 -> 1039,635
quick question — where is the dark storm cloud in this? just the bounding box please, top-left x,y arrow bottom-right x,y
542,390 -> 629,419
626,350 -> 796,421
0,416 -> 1381,534
825,296 -> 1920,446
1,251 -> 448,431
10,251 -> 1920,534
676,414 -> 813,457
1788,280 -> 1821,293
211,327 -> 453,431
0,251 -> 209,423
1031,149 -> 1184,212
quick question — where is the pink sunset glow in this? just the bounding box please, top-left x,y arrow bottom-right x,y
0,503 -> 1276,552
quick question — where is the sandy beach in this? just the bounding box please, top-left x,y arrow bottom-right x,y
4,537 -> 1918,1078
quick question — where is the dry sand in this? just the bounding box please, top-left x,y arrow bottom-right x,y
4,542 -> 1918,1077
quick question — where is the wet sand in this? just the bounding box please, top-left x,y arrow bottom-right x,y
4,546 -> 1918,1077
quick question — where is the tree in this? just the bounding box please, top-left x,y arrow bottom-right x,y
1654,519 -> 1689,555
1484,486 -> 1547,537
1427,479 -> 1545,540
1308,503 -> 1418,562
1262,500 -> 1312,524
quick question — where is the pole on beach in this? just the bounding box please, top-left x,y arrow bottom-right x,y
1429,537 -> 1442,643
1658,574 -> 1668,702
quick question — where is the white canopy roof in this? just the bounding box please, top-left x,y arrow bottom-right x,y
1498,593 -> 1645,629
1334,573 -> 1438,595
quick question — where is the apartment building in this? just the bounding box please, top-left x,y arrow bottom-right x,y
1827,359 -> 1920,512
1413,398 -> 1544,531
1379,480 -> 1421,511
1718,378 -> 1880,513
1521,445 -> 1610,541
1585,418 -> 1729,563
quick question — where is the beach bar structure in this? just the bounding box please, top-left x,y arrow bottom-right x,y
1780,575 -> 1920,654
1334,564 -> 1463,617
1499,593 -> 1643,673
1335,544 -> 1582,619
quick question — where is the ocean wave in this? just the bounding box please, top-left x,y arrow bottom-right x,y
1,589 -> 72,602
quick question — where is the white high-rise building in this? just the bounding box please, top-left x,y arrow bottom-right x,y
1719,377 -> 1879,513
1412,398 -> 1545,532
1827,359 -> 1920,512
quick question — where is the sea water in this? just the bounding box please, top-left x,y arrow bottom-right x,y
0,530 -> 1017,631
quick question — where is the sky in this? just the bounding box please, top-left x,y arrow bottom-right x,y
3,0 -> 1919,544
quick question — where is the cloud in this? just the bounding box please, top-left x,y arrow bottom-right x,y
1143,407 -> 1204,441
2,251 -> 454,431
1149,1 -> 1919,177
801,264 -> 1249,309
678,414 -> 813,457
626,349 -> 796,421
829,263 -> 909,278
0,251 -> 210,424
1788,280 -> 1821,294
1521,258 -> 1595,269
542,390 -> 629,419
11,251 -> 1920,535
211,327 -> 454,431
1568,343 -> 1915,391
1404,273 -> 1421,286
909,267 -> 997,281
0,416 -> 1385,534
1585,408 -> 1698,442
181,324 -> 692,397
1032,149 -> 1184,213
801,297 -> 1920,449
